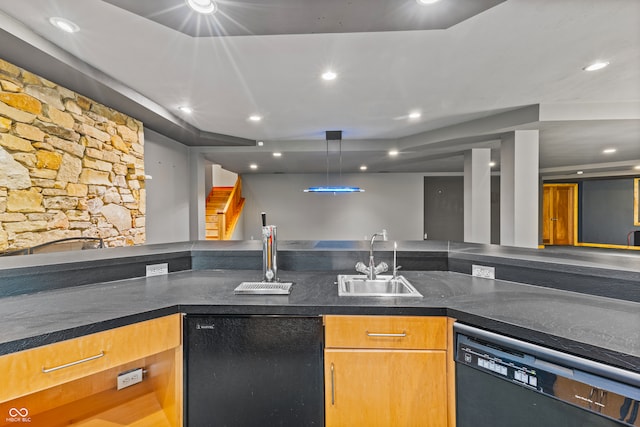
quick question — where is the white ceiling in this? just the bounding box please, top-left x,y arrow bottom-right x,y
0,0 -> 639,177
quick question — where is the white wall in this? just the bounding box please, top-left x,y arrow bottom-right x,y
240,173 -> 424,241
212,165 -> 238,187
145,140 -> 424,243
144,129 -> 190,244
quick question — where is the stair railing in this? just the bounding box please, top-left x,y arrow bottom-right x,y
217,178 -> 243,240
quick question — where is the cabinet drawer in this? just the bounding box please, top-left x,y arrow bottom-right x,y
324,315 -> 447,350
0,313 -> 181,403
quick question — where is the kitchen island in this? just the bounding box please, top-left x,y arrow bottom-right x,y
0,241 -> 638,426
0,240 -> 638,368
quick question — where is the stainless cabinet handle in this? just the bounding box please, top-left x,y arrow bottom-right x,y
330,363 -> 335,405
42,351 -> 105,373
366,331 -> 407,337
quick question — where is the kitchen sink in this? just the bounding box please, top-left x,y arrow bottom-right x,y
337,274 -> 423,298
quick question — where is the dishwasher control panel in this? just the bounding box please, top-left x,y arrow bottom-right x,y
456,336 -> 549,393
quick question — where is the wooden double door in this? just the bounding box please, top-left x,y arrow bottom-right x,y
542,184 -> 577,246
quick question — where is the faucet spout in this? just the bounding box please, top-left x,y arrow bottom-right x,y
367,231 -> 388,280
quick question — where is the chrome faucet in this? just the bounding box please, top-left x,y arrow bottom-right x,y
355,230 -> 389,280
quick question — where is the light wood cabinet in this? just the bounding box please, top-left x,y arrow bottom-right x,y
324,315 -> 454,427
0,314 -> 182,427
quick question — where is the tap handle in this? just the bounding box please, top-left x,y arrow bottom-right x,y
261,212 -> 267,227
374,262 -> 389,274
355,262 -> 368,274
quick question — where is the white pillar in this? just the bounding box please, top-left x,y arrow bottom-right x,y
464,148 -> 491,244
500,130 -> 539,248
188,148 -> 207,240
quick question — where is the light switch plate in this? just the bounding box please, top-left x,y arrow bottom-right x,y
146,263 -> 168,277
472,264 -> 495,279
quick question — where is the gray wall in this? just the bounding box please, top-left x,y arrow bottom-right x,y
424,176 -> 500,243
145,137 -> 639,247
240,173 -> 424,241
580,178 -> 640,245
144,129 -> 191,244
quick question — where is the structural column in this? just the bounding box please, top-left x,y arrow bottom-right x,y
464,148 -> 491,244
500,130 -> 539,248
188,148 -> 207,240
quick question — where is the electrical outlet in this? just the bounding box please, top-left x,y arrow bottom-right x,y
117,368 -> 144,390
472,264 -> 495,279
146,263 -> 168,277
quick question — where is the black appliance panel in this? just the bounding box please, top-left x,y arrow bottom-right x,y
455,323 -> 639,427
185,315 -> 324,427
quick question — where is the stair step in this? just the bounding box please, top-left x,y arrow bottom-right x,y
205,182 -> 243,241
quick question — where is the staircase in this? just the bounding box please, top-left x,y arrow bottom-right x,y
205,178 -> 245,240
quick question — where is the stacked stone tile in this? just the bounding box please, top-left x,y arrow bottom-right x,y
0,58 -> 145,251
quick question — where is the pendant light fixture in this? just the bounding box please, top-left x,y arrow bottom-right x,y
304,131 -> 364,194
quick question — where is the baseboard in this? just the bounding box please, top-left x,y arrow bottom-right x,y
576,242 -> 640,251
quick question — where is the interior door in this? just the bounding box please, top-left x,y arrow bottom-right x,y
542,184 -> 577,246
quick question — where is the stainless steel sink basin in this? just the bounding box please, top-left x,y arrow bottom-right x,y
337,275 -> 423,298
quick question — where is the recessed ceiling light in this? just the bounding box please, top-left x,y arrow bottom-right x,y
273,152 -> 282,157
257,141 -> 264,146
322,71 -> 337,81
178,106 -> 193,114
583,61 -> 610,71
603,148 -> 617,154
49,17 -> 79,33
408,112 -> 421,119
249,115 -> 262,122
186,0 -> 217,14
577,170 -> 584,175
360,165 -> 368,171
249,164 -> 258,170
416,0 -> 441,4
634,165 -> 640,170
389,150 -> 399,156
489,161 -> 496,167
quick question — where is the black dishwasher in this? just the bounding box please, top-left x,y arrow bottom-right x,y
185,315 -> 324,427
455,323 -> 640,427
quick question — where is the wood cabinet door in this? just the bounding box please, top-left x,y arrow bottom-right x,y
325,349 -> 448,427
542,184 -> 576,246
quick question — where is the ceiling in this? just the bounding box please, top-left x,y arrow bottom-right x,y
0,0 -> 639,178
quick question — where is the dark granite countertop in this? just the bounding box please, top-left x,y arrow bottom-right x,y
2,240 -> 639,302
0,268 -> 638,373
2,239 -> 637,274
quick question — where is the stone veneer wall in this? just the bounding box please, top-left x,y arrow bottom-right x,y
0,58 -> 145,250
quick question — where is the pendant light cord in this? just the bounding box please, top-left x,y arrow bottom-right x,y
339,136 -> 343,183
326,136 -> 329,187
